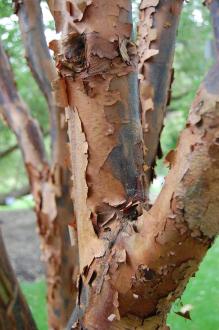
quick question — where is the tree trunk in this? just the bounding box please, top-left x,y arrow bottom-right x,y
0,230 -> 37,330
48,0 -> 219,329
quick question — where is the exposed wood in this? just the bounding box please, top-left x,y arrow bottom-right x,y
138,0 -> 183,183
0,229 -> 37,330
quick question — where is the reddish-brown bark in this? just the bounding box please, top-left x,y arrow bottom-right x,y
1,0 -> 219,329
0,230 -> 37,330
138,0 -> 183,183
47,1 -> 219,329
13,0 -> 79,328
0,39 -> 77,329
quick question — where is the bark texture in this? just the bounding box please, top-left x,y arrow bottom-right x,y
0,230 -> 37,330
14,0 -> 79,328
66,54 -> 219,330
47,1 -> 219,329
0,39 -> 77,329
138,0 -> 183,183
50,0 -> 148,273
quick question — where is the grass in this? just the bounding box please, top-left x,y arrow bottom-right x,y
21,280 -> 48,330
20,238 -> 219,330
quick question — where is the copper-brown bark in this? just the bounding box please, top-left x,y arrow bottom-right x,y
46,1 -> 219,329
13,0 -> 79,328
0,39 -> 77,329
49,0 -> 148,273
0,230 -> 37,330
66,59 -> 219,330
138,0 -> 183,183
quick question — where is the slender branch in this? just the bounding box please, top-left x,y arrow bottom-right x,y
0,130 -> 49,160
138,0 -> 183,184
205,0 -> 219,58
0,40 -> 77,329
13,0 -> 79,327
0,41 -> 47,171
0,229 -> 37,329
0,185 -> 30,205
0,143 -> 17,159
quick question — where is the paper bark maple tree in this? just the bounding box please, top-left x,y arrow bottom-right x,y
0,0 -> 219,329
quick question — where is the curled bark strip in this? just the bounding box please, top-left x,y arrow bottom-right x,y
138,0 -> 183,184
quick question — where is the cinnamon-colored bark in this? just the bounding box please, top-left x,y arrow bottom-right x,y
14,0 -> 79,328
138,0 -> 183,183
50,0 -> 147,273
0,39 -> 77,329
66,56 -> 219,330
1,0 -> 219,329
0,230 -> 37,330
48,1 -> 219,329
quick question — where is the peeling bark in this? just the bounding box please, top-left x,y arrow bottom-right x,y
50,0 -> 148,274
2,0 -> 219,329
50,1 -> 219,329
0,40 -> 77,329
0,230 -> 37,330
13,0 -> 80,328
138,0 -> 183,183
66,59 -> 219,330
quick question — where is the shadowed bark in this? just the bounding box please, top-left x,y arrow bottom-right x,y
138,0 -> 183,183
0,230 -> 37,330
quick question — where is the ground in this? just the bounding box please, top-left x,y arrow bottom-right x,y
0,209 -> 44,281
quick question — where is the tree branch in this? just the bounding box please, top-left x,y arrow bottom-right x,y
0,143 -> 17,159
205,0 -> 219,58
67,54 -> 219,330
0,229 -> 37,329
138,0 -> 183,183
64,2 -> 219,329
0,185 -> 30,205
13,0 -> 79,327
0,40 -> 78,329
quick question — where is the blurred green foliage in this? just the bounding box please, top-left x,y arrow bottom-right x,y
0,1 -> 50,194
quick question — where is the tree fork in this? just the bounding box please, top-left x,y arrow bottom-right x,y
51,1 -> 219,329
